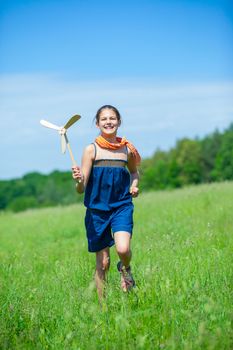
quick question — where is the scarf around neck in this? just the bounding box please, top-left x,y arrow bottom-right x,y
95,135 -> 141,165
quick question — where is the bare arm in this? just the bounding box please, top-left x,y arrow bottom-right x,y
72,144 -> 95,194
127,148 -> 140,198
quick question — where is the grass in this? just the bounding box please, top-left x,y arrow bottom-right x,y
0,182 -> 233,349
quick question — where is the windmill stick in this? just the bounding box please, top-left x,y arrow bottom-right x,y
64,134 -> 82,184
64,133 -> 77,167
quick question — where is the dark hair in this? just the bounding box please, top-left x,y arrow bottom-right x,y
95,105 -> 122,124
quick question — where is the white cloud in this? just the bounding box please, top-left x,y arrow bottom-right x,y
0,74 -> 232,179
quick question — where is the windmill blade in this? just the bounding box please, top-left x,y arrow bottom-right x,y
63,115 -> 81,130
61,134 -> 66,154
40,119 -> 61,131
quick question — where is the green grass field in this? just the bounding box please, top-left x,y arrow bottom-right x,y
0,182 -> 232,350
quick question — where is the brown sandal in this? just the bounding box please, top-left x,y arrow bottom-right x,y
117,261 -> 135,292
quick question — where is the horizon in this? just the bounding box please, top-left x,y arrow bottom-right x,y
1,120 -> 231,181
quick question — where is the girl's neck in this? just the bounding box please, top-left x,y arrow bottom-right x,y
100,133 -> 118,143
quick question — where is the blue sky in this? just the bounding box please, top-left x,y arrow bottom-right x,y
0,0 -> 233,179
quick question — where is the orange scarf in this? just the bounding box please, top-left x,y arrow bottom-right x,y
95,135 -> 141,165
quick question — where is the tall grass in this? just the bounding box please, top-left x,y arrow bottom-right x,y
0,182 -> 232,349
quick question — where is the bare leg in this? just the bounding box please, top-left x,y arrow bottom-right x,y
114,231 -> 135,292
114,231 -> 132,268
95,247 -> 110,301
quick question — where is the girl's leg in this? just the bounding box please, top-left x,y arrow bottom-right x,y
95,247 -> 110,301
114,231 -> 132,268
114,231 -> 135,292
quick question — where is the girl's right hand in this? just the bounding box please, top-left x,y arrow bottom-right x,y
72,166 -> 84,183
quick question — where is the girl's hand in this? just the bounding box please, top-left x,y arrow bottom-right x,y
72,166 -> 84,183
130,186 -> 139,198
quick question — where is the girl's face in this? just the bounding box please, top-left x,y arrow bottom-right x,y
96,108 -> 120,137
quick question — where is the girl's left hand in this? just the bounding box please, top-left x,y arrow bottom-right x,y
130,186 -> 139,198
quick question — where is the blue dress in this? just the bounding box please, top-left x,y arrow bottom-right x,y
84,159 -> 132,211
84,143 -> 134,252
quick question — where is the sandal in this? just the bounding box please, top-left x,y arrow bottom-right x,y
117,261 -> 135,292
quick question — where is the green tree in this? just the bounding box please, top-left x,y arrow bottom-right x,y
200,130 -> 222,182
172,139 -> 202,185
140,150 -> 170,190
212,125 -> 233,180
7,196 -> 38,212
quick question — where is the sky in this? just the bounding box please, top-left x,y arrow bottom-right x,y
0,0 -> 233,179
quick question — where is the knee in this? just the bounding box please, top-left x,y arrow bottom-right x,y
116,244 -> 130,257
96,256 -> 110,272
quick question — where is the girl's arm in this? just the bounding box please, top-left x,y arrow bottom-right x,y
127,148 -> 140,198
72,144 -> 95,194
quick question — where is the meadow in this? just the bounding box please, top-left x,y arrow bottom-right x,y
0,182 -> 232,350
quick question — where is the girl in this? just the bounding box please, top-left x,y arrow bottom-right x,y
72,105 -> 140,300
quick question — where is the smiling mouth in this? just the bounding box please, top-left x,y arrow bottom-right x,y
104,125 -> 114,129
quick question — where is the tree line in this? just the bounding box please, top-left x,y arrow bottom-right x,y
0,123 -> 232,212
0,171 -> 84,212
140,123 -> 233,190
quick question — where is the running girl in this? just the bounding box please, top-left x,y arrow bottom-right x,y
72,105 -> 140,300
